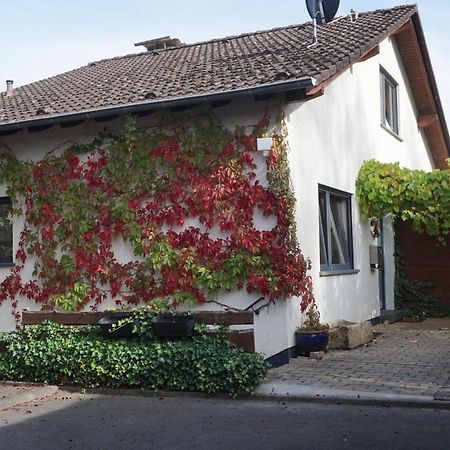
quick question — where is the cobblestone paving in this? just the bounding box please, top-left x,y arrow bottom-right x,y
266,327 -> 450,397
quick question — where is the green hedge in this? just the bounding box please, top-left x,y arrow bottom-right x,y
0,322 -> 268,396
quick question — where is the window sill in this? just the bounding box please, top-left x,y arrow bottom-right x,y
319,269 -> 360,277
0,262 -> 15,268
381,124 -> 403,142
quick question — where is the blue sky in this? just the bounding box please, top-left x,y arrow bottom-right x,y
1,1 -> 449,122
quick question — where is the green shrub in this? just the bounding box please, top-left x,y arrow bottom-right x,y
0,321 -> 268,396
395,278 -> 450,319
394,219 -> 450,319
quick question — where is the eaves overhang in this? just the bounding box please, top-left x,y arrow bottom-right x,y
411,12 -> 450,161
0,76 -> 317,134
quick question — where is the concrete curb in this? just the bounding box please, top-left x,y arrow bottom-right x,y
60,383 -> 450,410
0,382 -> 59,411
60,385 -> 242,401
254,382 -> 450,410
3,381 -> 450,411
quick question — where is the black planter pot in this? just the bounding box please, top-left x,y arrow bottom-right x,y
295,330 -> 329,356
151,313 -> 195,339
98,312 -> 136,339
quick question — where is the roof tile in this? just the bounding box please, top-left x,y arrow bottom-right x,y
0,5 -> 417,126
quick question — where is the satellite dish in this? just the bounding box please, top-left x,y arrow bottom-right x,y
306,0 -> 340,25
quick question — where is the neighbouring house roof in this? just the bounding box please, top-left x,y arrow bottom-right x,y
0,4 -> 448,166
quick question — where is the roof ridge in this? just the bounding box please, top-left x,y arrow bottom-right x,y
3,4 -> 417,95
1,23 -> 310,94
82,4 -> 418,66
86,22 -> 310,66
75,4 -> 419,64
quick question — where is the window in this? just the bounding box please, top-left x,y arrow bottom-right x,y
319,186 -> 353,271
0,197 -> 13,264
381,68 -> 399,136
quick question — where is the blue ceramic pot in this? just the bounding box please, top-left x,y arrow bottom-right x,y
295,330 -> 329,356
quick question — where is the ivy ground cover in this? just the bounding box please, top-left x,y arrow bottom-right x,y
0,321 -> 268,396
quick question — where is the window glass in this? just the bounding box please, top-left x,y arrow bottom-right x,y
381,69 -> 399,135
384,80 -> 394,129
329,195 -> 351,265
0,198 -> 13,264
319,187 -> 353,271
319,191 -> 328,266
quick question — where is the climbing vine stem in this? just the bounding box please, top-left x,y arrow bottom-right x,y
0,114 -> 314,320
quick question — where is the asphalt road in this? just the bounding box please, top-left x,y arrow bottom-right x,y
1,393 -> 449,450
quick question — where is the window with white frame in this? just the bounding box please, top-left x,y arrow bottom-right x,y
0,197 -> 12,264
381,68 -> 399,136
319,186 -> 353,271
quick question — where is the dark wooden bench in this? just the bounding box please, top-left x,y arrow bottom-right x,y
21,310 -> 255,352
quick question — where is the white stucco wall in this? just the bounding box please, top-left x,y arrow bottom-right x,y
0,35 -> 438,360
284,36 -> 435,345
0,98 -> 296,359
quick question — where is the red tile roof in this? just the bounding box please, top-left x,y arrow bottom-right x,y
0,5 -> 418,127
0,4 -> 448,164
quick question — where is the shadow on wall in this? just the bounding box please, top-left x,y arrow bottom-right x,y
317,195 -> 380,323
318,270 -> 379,325
303,68 -> 376,189
296,71 -> 380,324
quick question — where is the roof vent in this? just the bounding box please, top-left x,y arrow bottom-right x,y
6,80 -> 14,97
274,71 -> 291,81
36,107 -> 48,116
350,9 -> 359,22
134,36 -> 182,51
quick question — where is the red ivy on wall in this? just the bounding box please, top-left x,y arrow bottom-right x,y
0,115 -> 314,319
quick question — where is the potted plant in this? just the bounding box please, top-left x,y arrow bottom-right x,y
97,299 -> 172,339
98,312 -> 137,339
148,297 -> 196,339
295,303 -> 329,356
151,312 -> 195,338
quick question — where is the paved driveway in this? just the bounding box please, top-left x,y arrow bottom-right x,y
265,319 -> 450,400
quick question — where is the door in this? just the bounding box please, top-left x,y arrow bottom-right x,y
378,220 -> 386,310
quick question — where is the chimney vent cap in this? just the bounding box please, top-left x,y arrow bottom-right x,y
134,36 -> 182,51
6,80 -> 14,97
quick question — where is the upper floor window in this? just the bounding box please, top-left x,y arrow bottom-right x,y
381,68 -> 399,136
0,197 -> 13,264
319,186 -> 353,271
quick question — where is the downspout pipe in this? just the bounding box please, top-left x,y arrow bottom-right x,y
0,76 -> 317,133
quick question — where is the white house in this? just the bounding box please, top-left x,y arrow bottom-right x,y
0,5 -> 448,366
